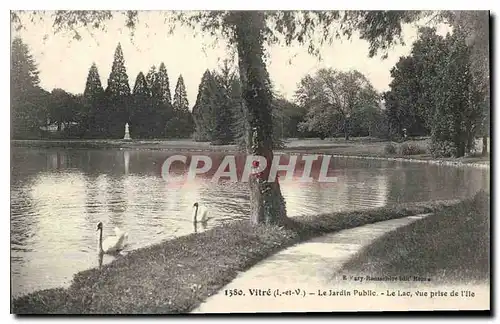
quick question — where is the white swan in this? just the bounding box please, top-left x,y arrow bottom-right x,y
96,222 -> 128,254
192,202 -> 211,225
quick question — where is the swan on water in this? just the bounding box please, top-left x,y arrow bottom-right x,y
192,202 -> 211,225
96,222 -> 128,254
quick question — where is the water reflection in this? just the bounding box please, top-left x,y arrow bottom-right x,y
10,148 -> 489,297
98,252 -> 103,269
124,151 -> 129,175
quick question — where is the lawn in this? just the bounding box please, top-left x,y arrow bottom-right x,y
340,190 -> 490,284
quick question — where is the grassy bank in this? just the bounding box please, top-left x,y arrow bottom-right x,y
12,199 -> 459,314
282,138 -> 490,166
340,191 -> 490,284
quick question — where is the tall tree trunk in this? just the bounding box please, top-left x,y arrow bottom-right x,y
344,117 -> 349,140
454,129 -> 466,158
466,133 -> 473,154
482,135 -> 488,156
234,11 -> 287,225
465,122 -> 474,154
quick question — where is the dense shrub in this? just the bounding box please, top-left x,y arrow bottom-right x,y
400,142 -> 426,155
429,140 -> 457,158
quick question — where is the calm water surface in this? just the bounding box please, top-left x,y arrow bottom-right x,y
11,148 -> 489,297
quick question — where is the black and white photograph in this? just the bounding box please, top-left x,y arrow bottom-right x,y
9,8 -> 491,314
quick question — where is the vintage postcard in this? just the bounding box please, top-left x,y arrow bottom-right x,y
10,9 -> 490,314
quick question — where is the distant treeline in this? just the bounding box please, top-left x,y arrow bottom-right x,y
11,25 -> 489,158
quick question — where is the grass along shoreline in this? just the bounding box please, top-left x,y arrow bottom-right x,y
13,199 -> 461,314
340,191 -> 490,285
10,139 -> 239,152
12,138 -> 489,168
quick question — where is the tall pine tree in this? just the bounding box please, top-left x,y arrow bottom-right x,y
166,74 -> 193,138
155,63 -> 172,104
11,37 -> 48,138
130,71 -> 153,138
83,62 -> 105,137
84,63 -> 104,99
173,75 -> 189,112
192,66 -> 240,144
212,72 -> 236,145
229,77 -> 247,148
151,62 -> 173,137
192,70 -> 217,141
105,43 -> 130,138
146,65 -> 156,90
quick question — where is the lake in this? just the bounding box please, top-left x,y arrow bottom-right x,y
10,147 -> 489,297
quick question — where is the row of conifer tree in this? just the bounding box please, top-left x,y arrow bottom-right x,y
12,38 -> 305,143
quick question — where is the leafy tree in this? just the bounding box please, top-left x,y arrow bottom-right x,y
430,30 -> 481,157
364,104 -> 389,139
444,11 -> 490,155
384,27 -> 451,140
105,43 -> 131,138
47,90 -> 85,138
386,27 -> 483,157
296,75 -> 338,139
49,88 -> 75,131
349,86 -> 384,137
410,28 -> 450,129
11,37 -> 48,138
273,98 -> 306,139
383,91 -> 402,139
385,56 -> 429,138
70,93 -> 87,136
296,68 -> 379,140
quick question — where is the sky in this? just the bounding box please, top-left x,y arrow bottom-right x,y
11,11 -> 448,108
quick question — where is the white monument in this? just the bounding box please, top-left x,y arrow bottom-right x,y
124,123 -> 131,140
